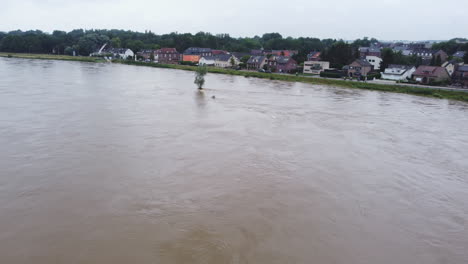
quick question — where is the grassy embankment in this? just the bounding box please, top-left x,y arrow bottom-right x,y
0,52 -> 104,63
2,52 -> 468,102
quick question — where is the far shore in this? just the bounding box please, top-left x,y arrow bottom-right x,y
1,52 -> 468,103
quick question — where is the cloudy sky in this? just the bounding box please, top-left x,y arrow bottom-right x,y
1,0 -> 467,40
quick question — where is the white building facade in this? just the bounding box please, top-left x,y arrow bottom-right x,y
303,61 -> 330,75
381,65 -> 416,81
365,56 -> 382,70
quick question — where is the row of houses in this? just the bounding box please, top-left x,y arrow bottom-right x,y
302,45 -> 467,87
92,43 -> 467,87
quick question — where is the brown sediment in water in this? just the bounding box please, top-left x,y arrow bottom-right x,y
1,57 -> 468,264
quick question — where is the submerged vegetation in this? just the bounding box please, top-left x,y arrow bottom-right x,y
2,52 -> 468,102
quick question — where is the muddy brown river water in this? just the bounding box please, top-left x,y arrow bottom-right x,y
1,57 -> 468,264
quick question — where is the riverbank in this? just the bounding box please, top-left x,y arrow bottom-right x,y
0,52 -> 104,63
2,52 -> 468,102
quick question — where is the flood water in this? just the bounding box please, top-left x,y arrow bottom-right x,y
1,57 -> 468,264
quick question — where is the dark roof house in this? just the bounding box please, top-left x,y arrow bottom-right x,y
247,56 -> 267,70
359,47 -> 381,58
184,47 -> 212,57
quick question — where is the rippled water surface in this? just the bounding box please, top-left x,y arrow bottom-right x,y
1,57 -> 468,264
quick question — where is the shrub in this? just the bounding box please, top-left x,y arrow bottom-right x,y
180,61 -> 197,66
366,73 -> 381,80
320,71 -> 342,78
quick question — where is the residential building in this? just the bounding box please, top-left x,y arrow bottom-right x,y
247,56 -> 267,70
303,61 -> 330,75
365,55 -> 383,70
91,47 -> 134,59
155,48 -> 180,64
346,59 -> 373,78
409,43 -> 427,50
307,51 -> 321,61
137,49 -> 155,60
200,54 -> 240,68
442,61 -> 461,76
232,52 -> 250,60
213,54 -> 240,68
199,56 -> 216,66
412,66 -> 450,84
265,56 -> 278,70
433,50 -> 448,63
276,56 -> 298,73
106,48 -> 134,59
359,47 -> 381,58
409,49 -> 448,65
380,65 -> 416,81
184,47 -> 212,57
408,49 -> 433,58
452,65 -> 468,87
392,44 -> 410,54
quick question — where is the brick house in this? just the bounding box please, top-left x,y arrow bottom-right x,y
412,66 -> 450,84
433,50 -> 448,63
136,50 -> 155,60
155,48 -> 180,64
276,56 -> 298,73
346,59 -> 373,78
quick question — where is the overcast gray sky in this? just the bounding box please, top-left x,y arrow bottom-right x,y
1,0 -> 467,40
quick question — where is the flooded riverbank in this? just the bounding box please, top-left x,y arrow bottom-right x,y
1,57 -> 468,264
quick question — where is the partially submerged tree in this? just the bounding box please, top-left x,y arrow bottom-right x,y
194,65 -> 207,89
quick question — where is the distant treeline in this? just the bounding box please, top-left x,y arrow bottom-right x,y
0,29 -> 466,67
0,29 -> 378,66
432,39 -> 468,55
